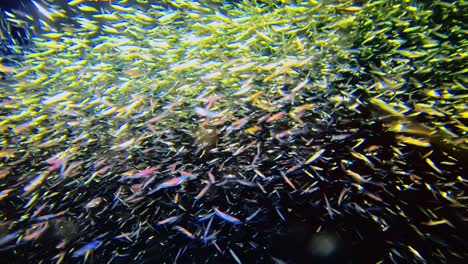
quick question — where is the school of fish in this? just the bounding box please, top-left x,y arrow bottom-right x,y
0,0 -> 467,263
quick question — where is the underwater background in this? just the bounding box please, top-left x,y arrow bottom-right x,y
1,0 -> 467,263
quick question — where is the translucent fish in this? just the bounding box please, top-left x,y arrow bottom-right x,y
195,184 -> 211,200
305,149 -> 326,164
214,207 -> 242,224
68,0 -> 86,6
32,0 -> 53,21
111,138 -> 135,151
207,171 -> 216,184
229,249 -> 243,264
174,225 -> 194,239
0,230 -> 20,247
148,175 -> 193,194
24,222 -> 48,241
77,5 -> 98,12
422,219 -> 454,227
84,197 -> 103,209
266,112 -> 286,123
194,107 -> 219,118
275,207 -> 286,221
369,98 -> 404,117
23,172 -> 49,194
72,241 -> 102,258
245,208 -> 262,222
396,135 -> 431,147
345,169 -> 368,183
146,112 -> 170,123
31,211 -> 65,223
156,215 -> 182,226
0,189 -> 13,201
232,117 -> 250,129
42,91 -> 72,105
323,194 -> 334,220
338,188 -> 349,206
407,246 -> 425,262
280,171 -> 296,190
197,213 -> 215,222
426,158 -> 443,174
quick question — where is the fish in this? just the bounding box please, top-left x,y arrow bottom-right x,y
274,207 -> 286,221
1,0 -> 466,262
194,183 -> 211,200
23,172 -> 49,194
156,215 -> 182,226
24,222 -> 49,241
305,149 -> 326,164
194,107 -> 219,118
350,152 -> 376,169
207,171 -> 216,184
266,112 -> 286,123
32,0 -> 54,21
72,241 -> 103,260
369,97 -> 404,117
84,197 -> 103,209
337,188 -> 349,206
346,169 -> 369,183
425,158 -> 443,174
214,207 -> 242,224
174,225 -> 195,239
111,138 -> 136,151
407,246 -> 425,262
228,117 -> 249,132
245,208 -> 262,222
132,167 -> 158,177
197,213 -> 215,222
30,211 -> 65,223
396,135 -> 431,147
148,173 -> 195,194
0,231 -> 20,247
0,188 -> 14,201
280,170 -> 296,190
42,91 -> 73,105
229,249 -> 243,264
323,194 -> 334,220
